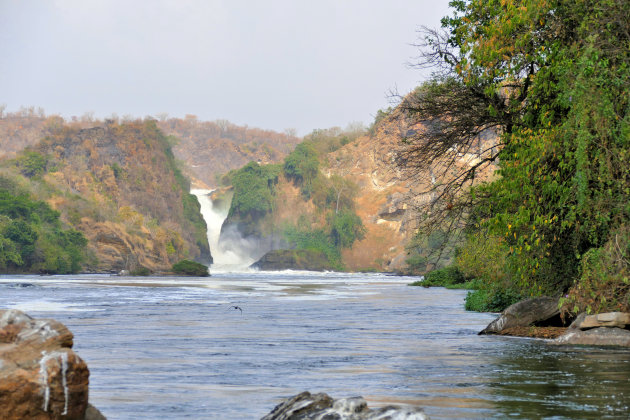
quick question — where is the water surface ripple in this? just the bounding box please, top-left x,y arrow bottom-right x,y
1,272 -> 629,419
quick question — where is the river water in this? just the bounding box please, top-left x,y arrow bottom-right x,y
1,271 -> 629,419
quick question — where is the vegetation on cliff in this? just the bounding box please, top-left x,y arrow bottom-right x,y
401,0 -> 629,313
0,181 -> 87,273
221,126 -> 367,270
0,119 -> 210,273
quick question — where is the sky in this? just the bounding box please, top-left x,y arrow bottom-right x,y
0,0 -> 451,135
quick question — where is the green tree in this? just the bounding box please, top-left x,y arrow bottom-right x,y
16,151 -> 49,178
328,210 -> 366,249
401,0 -> 629,309
284,141 -> 319,197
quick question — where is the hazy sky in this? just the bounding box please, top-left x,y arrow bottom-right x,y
1,0 -> 451,135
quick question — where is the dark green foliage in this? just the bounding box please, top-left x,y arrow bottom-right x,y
172,259 -> 209,276
284,142 -> 319,197
283,225 -> 343,271
130,266 -> 152,276
223,134 -> 365,270
0,189 -> 87,273
110,162 -> 124,179
465,288 -> 523,313
15,150 -> 49,178
282,210 -> 366,272
228,162 -> 281,221
328,210 -> 366,249
425,266 -> 465,286
404,0 -> 630,310
419,266 -> 465,287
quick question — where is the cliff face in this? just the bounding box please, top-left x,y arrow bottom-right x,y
328,106 -> 498,272
7,120 -> 210,272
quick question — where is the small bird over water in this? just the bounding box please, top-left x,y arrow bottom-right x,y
228,305 -> 242,314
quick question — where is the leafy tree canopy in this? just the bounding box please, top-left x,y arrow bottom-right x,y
402,0 -> 629,311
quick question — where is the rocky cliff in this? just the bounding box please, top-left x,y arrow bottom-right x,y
2,120 -> 210,273
326,104 -> 498,272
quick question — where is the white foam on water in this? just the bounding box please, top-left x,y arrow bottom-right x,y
10,300 -> 95,313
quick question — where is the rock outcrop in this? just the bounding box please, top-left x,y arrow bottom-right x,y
553,312 -> 630,347
251,249 -> 332,271
479,297 -> 565,335
261,391 -> 428,420
0,309 -> 99,420
554,327 -> 630,347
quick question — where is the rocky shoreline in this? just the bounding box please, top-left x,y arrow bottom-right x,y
479,297 -> 630,347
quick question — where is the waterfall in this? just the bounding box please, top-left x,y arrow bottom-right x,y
191,189 -> 257,271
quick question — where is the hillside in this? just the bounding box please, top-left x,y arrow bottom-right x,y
1,119 -> 210,273
327,103 -> 498,272
217,100 -> 498,273
0,112 -> 301,189
157,116 -> 301,188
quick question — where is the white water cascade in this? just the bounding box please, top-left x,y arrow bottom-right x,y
191,189 -> 257,271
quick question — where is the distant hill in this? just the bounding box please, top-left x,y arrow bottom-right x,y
0,111 -> 301,189
157,115 -> 301,188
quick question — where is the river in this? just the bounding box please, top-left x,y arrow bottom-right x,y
1,271 -> 629,419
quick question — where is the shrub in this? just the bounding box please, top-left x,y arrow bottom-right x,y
283,225 -> 343,271
130,266 -> 152,276
16,151 -> 49,178
405,254 -> 427,274
328,210 -> 366,249
560,226 -> 630,315
421,266 -> 465,287
465,288 -> 523,312
172,259 -> 209,276
283,142 -> 319,197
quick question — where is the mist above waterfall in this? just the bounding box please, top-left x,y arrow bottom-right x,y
191,189 -> 259,270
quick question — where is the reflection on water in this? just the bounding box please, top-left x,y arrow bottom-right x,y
490,343 -> 630,419
1,272 -> 629,419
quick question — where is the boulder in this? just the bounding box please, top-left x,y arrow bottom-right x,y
251,249 -> 332,271
0,309 -> 95,420
554,327 -> 630,347
261,391 -> 428,420
568,312 -> 630,330
479,297 -> 563,335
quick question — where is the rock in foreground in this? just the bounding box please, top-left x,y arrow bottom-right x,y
0,309 -> 103,420
261,391 -> 428,420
